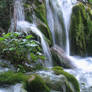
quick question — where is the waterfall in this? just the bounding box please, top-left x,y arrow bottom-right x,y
59,0 -> 72,56
14,0 -> 25,21
46,0 -> 66,50
46,0 -> 72,55
9,0 -> 25,32
46,0 -> 92,91
9,0 -> 52,67
17,21 -> 52,67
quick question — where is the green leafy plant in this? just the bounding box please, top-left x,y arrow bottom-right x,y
0,32 -> 45,70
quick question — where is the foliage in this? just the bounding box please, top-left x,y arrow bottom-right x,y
0,32 -> 45,70
0,0 -> 13,32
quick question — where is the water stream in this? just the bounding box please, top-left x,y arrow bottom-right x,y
0,84 -> 24,92
66,56 -> 92,92
46,0 -> 73,55
0,0 -> 92,92
46,0 -> 92,92
9,0 -> 53,67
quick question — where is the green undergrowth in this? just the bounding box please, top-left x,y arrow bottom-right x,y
0,32 -> 45,72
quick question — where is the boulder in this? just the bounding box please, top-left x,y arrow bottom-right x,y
25,75 -> 50,92
50,45 -> 75,68
37,67 -> 80,92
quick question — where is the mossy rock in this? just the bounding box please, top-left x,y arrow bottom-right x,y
0,71 -> 50,92
70,3 -> 92,56
52,66 -> 80,92
0,71 -> 29,85
50,45 -> 75,69
24,0 -> 53,46
24,74 -> 50,92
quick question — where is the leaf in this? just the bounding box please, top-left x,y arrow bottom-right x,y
3,33 -> 11,38
30,53 -> 37,61
9,47 -> 16,51
38,55 -> 45,60
26,35 -> 33,39
0,37 -> 5,41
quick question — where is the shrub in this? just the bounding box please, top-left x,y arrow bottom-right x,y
0,32 -> 45,70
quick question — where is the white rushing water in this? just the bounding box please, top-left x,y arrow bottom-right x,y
46,0 -> 92,92
0,84 -> 25,92
14,0 -> 25,21
59,0 -> 72,56
46,0 -> 66,50
46,0 -> 74,55
66,56 -> 92,92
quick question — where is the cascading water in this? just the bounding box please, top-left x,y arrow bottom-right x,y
14,0 -> 25,21
9,0 -> 52,67
17,21 -> 52,67
1,0 -> 92,91
59,0 -> 72,56
46,0 -> 73,55
46,0 -> 66,50
46,0 -> 92,91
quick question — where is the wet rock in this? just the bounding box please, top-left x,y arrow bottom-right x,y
50,45 -> 75,69
37,69 -> 79,92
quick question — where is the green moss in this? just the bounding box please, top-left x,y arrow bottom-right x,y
0,71 -> 29,85
52,66 -> 63,71
0,32 -> 45,71
70,3 -> 92,56
52,67 -> 80,92
24,0 -> 53,46
0,71 -> 50,92
24,74 -> 50,92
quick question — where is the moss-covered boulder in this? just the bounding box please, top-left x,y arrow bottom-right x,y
0,71 -> 50,92
70,3 -> 92,56
52,66 -> 80,92
25,74 -> 50,92
0,69 -> 80,92
50,45 -> 75,68
24,0 -> 52,46
35,67 -> 80,92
